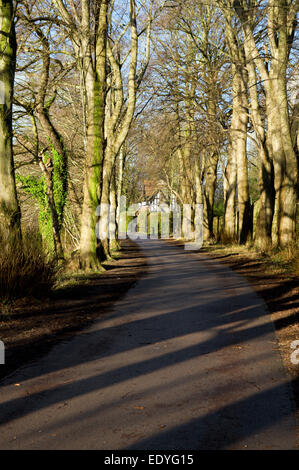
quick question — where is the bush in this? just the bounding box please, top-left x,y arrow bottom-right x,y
0,229 -> 57,301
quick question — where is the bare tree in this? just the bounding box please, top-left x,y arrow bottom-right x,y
15,4 -> 71,258
53,0 -> 109,269
234,0 -> 298,248
221,6 -> 251,243
98,0 -> 154,257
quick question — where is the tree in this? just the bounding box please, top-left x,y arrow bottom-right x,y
14,4 -> 70,258
234,0 -> 298,248
98,0 -> 153,257
152,0 -> 228,240
0,0 -> 20,235
53,0 -> 109,269
221,6 -> 251,244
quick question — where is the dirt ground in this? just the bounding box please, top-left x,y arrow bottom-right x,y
0,239 -> 147,381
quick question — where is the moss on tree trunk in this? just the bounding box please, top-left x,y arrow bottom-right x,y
0,0 -> 20,234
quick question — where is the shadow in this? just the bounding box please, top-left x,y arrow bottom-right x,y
0,240 -> 148,381
13,354 -> 296,450
0,239 -> 296,449
1,252 -> 267,385
124,380 -> 297,450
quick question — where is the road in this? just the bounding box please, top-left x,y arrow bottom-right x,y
0,239 -> 297,449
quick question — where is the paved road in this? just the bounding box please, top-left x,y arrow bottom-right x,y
0,240 -> 297,449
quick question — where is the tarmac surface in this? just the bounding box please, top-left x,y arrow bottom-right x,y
0,239 -> 297,449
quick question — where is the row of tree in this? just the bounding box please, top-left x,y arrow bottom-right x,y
0,0 -> 298,274
135,0 -> 298,251
1,0 -> 160,270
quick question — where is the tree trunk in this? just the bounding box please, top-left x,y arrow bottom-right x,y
98,146 -> 115,258
79,73 -> 105,268
244,38 -> 274,251
235,68 -> 251,244
269,0 -> 297,247
275,76 -> 298,247
109,167 -> 119,252
203,151 -> 218,241
116,145 -> 125,223
39,154 -> 64,259
223,79 -> 238,242
0,0 -> 20,235
79,1 -> 108,269
236,0 -> 298,248
256,145 -> 275,251
99,0 -> 140,258
178,147 -> 193,239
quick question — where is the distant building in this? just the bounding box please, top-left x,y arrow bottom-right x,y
143,179 -> 177,212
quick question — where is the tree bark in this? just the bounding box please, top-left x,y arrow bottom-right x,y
109,166 -> 119,251
236,0 -> 298,248
220,7 -> 251,244
0,0 -> 20,235
203,151 -> 218,241
223,72 -> 238,242
116,145 -> 125,224
234,67 -> 251,244
98,0 -> 151,258
39,153 -> 64,259
78,0 -> 109,269
244,38 -> 274,251
33,26 -> 67,258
